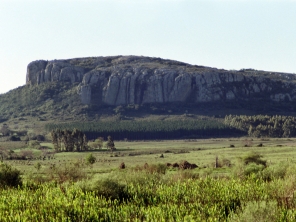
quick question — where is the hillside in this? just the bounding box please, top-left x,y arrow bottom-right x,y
1,55 -> 296,138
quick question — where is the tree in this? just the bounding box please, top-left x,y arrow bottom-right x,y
106,136 -> 116,151
83,134 -> 88,151
51,128 -> 88,152
51,130 -> 60,152
0,124 -> 10,136
88,137 -> 104,150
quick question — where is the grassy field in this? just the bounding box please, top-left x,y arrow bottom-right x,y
0,137 -> 295,181
1,137 -> 296,221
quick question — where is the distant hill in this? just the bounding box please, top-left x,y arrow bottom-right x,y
27,56 -> 296,106
1,55 -> 296,124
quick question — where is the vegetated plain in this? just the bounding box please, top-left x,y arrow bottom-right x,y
1,137 -> 296,221
6,138 -> 296,177
2,82 -> 296,220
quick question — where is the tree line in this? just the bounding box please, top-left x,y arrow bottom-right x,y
45,120 -> 243,140
51,128 -> 116,152
51,128 -> 88,152
224,114 -> 296,138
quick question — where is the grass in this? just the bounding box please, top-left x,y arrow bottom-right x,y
0,137 -> 295,181
1,137 -> 296,221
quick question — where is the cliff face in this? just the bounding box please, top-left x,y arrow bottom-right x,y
26,56 -> 296,106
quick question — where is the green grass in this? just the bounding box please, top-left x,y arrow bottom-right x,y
0,137 -> 296,181
1,137 -> 296,221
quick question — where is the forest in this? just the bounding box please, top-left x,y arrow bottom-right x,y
45,119 -> 243,140
225,115 -> 296,138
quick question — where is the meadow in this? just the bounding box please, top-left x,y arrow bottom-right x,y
6,137 -> 296,177
1,137 -> 296,221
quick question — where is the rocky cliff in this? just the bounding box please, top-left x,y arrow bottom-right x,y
26,56 -> 296,106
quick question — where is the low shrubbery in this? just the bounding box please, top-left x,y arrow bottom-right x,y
1,149 -> 296,221
133,163 -> 167,174
0,163 -> 22,188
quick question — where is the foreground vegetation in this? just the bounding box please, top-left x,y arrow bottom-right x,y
2,174 -> 296,221
0,138 -> 296,221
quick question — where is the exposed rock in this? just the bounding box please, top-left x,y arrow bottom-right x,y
26,56 -> 296,106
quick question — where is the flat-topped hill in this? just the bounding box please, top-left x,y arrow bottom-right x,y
26,56 -> 296,106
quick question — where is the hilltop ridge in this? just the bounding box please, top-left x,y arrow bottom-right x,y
26,56 -> 296,107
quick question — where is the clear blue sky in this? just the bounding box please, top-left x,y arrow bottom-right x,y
1,0 -> 296,94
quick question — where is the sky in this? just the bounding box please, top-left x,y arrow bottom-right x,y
0,0 -> 296,94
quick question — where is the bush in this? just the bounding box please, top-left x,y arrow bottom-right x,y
35,135 -> 45,141
242,152 -> 267,167
244,163 -> 265,177
231,201 -> 279,222
28,140 -> 41,149
48,163 -> 87,183
134,163 -> 167,174
8,135 -> 20,141
92,179 -> 129,202
19,149 -> 34,160
259,162 -> 290,181
91,137 -> 104,149
0,163 -> 22,187
86,153 -> 96,165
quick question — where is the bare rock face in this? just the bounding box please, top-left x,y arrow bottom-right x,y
26,56 -> 296,106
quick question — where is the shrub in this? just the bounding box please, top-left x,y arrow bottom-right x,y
134,163 -> 167,174
172,170 -> 200,181
259,162 -> 290,181
8,135 -> 20,141
242,152 -> 267,167
19,149 -> 34,160
35,135 -> 45,141
230,201 -> 279,222
35,162 -> 42,171
244,163 -> 265,177
92,179 -> 129,202
29,140 -> 41,149
0,163 -> 22,187
86,153 -> 96,165
48,163 -> 87,183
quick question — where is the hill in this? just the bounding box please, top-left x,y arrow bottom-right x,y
26,56 -> 296,107
1,55 -> 296,139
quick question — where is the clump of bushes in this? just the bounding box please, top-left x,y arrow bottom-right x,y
0,163 -> 22,188
242,152 -> 267,167
133,163 -> 167,174
48,163 -> 87,183
93,179 -> 129,201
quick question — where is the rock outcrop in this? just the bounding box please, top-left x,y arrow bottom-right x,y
26,56 -> 296,106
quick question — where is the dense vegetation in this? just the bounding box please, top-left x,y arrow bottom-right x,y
225,115 -> 296,138
1,157 -> 296,221
45,120 -> 242,140
1,80 -> 296,126
51,129 -> 88,152
0,82 -> 82,122
1,136 -> 296,221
